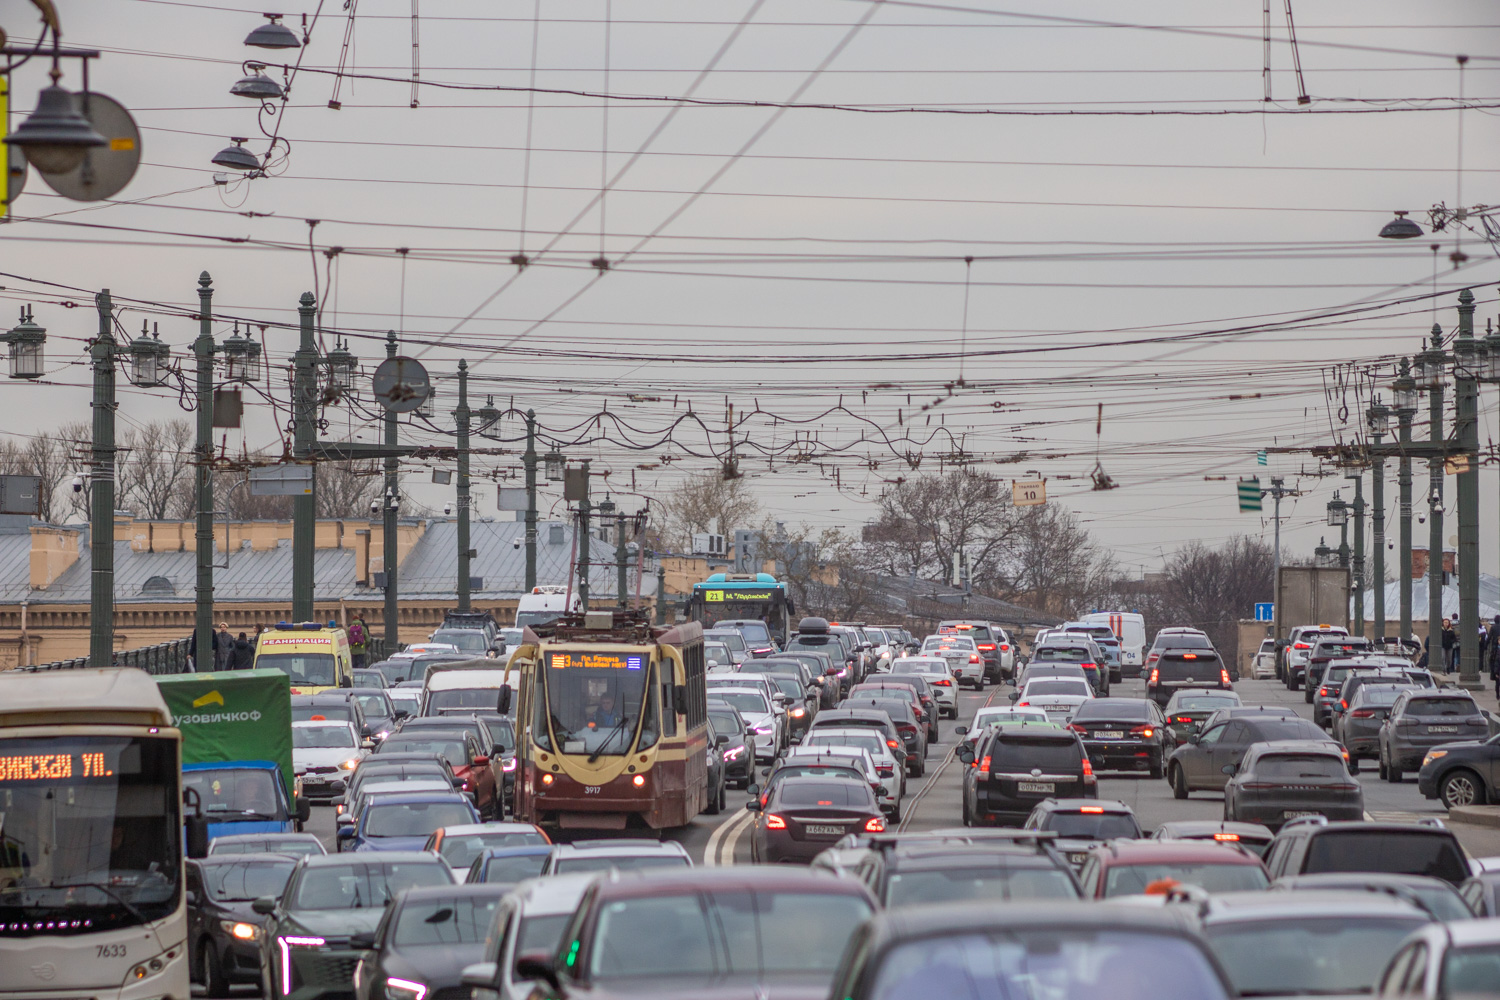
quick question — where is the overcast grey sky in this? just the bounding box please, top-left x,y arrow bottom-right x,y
4,0 -> 1499,577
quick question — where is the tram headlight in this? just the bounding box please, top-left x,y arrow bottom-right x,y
632,774 -> 645,787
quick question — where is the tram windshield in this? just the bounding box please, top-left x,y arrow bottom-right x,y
533,651 -> 659,757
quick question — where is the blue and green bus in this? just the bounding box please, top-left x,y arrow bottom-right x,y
687,572 -> 795,647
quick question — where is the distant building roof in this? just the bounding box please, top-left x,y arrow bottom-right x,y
861,573 -> 1062,628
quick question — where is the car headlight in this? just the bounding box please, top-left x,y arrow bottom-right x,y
385,978 -> 428,1000
753,725 -> 774,735
1424,750 -> 1448,766
502,756 -> 518,772
790,708 -> 806,718
723,745 -> 746,761
339,757 -> 360,771
221,920 -> 260,941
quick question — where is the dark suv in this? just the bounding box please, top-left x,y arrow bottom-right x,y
1379,689 -> 1489,781
1262,818 -> 1468,886
957,727 -> 1096,827
1167,712 -> 1339,798
938,620 -> 1007,683
1418,731 -> 1500,810
1303,637 -> 1372,704
1147,649 -> 1231,707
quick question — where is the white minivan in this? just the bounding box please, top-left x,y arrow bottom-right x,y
1080,612 -> 1147,677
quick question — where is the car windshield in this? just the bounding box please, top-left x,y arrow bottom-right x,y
430,630 -> 490,653
1355,686 -> 1409,707
183,767 -> 280,817
713,691 -> 771,715
990,738 -> 1082,771
885,866 -> 1078,907
438,831 -> 549,869
427,688 -> 506,712
708,710 -> 743,735
355,694 -> 392,718
774,765 -> 864,786
290,861 -> 452,909
777,781 -> 873,807
533,651 -> 659,757
769,677 -> 803,700
729,622 -> 772,645
1104,863 -> 1268,897
807,731 -> 887,757
211,838 -> 322,856
1026,680 -> 1091,697
1073,702 -> 1149,721
867,929 -> 1228,1000
589,891 -> 870,979
1443,945 -> 1500,999
203,859 -> 297,901
1034,647 -> 1092,663
552,854 -> 689,875
1176,696 -> 1238,711
975,710 -> 1045,727
257,652 -> 338,687
710,632 -> 748,652
1205,917 -> 1424,996
393,893 -> 501,945
365,801 -> 474,838
476,852 -> 548,883
293,703 -> 353,723
1253,754 -> 1346,779
1041,812 -> 1141,840
515,913 -> 573,973
293,726 -> 356,749
376,661 -> 418,684
1158,634 -> 1213,649
379,738 -> 467,766
1304,832 -> 1467,884
705,643 -> 734,668
1406,697 -> 1479,718
926,637 -> 976,651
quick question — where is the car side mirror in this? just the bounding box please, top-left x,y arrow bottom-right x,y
1188,733 -> 1200,744
954,725 -> 968,735
716,734 -> 729,746
185,813 -> 209,860
1008,692 -> 1019,702
185,890 -> 199,907
462,962 -> 500,990
349,931 -> 376,950
745,799 -> 761,811
340,675 -> 353,689
746,783 -> 761,797
473,755 -> 490,766
337,825 -> 356,840
1221,763 -> 1237,775
251,896 -> 277,915
393,708 -> 410,720
515,954 -> 562,992
496,685 -> 512,715
956,746 -> 976,764
296,797 -> 311,823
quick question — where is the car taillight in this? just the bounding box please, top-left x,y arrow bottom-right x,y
1081,663 -> 1096,669
1294,642 -> 1311,649
865,816 -> 886,832
1240,782 -> 1278,790
1149,669 -> 1159,685
1174,716 -> 1193,724
1220,669 -> 1232,685
1017,700 -> 1030,707
979,755 -> 991,773
1212,833 -> 1240,841
887,739 -> 900,749
1067,723 -> 1087,734
1000,643 -> 1010,651
978,643 -> 996,651
1130,726 -> 1154,737
1350,708 -> 1375,718
1340,699 -> 1349,710
1318,687 -> 1330,697
765,814 -> 787,829
970,654 -> 981,663
877,765 -> 893,776
1081,757 -> 1095,782
933,678 -> 952,686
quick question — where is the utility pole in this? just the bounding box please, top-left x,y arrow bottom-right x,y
1454,288 -> 1481,688
291,292 -> 318,623
523,409 -> 537,592
656,563 -> 667,624
89,290 -> 116,667
616,513 -> 628,607
383,331 -> 400,648
1422,327 -> 1445,662
193,272 -> 216,668
1368,400 -> 1388,640
1395,360 -> 1417,641
1350,473 -> 1366,637
456,360 -> 472,613
577,460 -> 591,611
1266,477 -> 1293,613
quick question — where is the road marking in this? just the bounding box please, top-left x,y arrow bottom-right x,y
720,805 -> 754,864
897,683 -> 1005,832
703,806 -> 753,866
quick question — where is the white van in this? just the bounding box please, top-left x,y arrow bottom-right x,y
1079,612 -> 1147,676
515,584 -> 580,629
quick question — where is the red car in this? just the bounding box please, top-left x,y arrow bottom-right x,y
1076,839 -> 1269,899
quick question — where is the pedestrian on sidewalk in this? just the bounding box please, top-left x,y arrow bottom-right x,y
348,614 -> 369,669
1441,618 -> 1457,674
233,631 -> 255,669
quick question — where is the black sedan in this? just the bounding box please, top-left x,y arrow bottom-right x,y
1067,697 -> 1173,777
252,853 -> 455,1000
351,884 -> 510,1000
187,854 -> 299,997
748,776 -> 885,864
1418,731 -> 1500,809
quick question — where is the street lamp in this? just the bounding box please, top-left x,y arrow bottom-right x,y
127,321 -> 170,387
5,82 -> 107,175
211,138 -> 261,172
325,337 -> 358,395
3,306 -> 47,380
244,14 -> 302,49
1392,363 -> 1419,415
1366,399 -> 1390,438
230,63 -> 285,100
1378,211 -> 1424,240
475,395 -> 502,437
1326,491 -> 1348,528
597,494 -> 617,516
1415,336 -> 1447,390
220,322 -> 262,383
544,449 -> 565,482
416,383 -> 437,420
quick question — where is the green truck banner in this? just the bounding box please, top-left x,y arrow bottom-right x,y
156,668 -> 295,802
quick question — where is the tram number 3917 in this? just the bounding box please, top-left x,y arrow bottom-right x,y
583,785 -> 601,794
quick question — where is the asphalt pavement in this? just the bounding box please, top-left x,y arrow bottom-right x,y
306,672 -> 1499,861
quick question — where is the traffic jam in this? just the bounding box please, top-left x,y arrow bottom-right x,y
6,607 -> 1500,1000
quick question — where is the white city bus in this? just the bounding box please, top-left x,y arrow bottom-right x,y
0,668 -> 192,1000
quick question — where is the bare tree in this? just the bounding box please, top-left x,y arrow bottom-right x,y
755,522 -> 877,621
316,459 -> 381,519
995,503 -> 1117,615
866,471 -> 1018,583
657,471 -> 761,551
119,419 -> 195,519
1136,536 -> 1274,654
0,425 -> 88,522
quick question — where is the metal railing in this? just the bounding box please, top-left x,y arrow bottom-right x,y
31,637 -> 194,675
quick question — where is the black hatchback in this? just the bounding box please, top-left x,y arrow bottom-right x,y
350,884 -> 510,1000
1068,698 -> 1173,777
958,727 -> 1097,827
187,854 -> 300,997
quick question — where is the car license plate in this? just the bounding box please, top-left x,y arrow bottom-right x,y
1284,810 -> 1322,820
1428,725 -> 1459,733
1068,852 -> 1089,865
1017,781 -> 1055,794
1093,731 -> 1123,739
1044,705 -> 1070,713
805,824 -> 844,836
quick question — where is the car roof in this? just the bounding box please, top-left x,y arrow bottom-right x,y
1091,840 -> 1264,865
587,864 -> 868,900
1297,820 -> 1459,838
508,873 -> 598,914
197,852 -> 302,865
1167,689 -> 1240,699
210,832 -> 323,845
478,845 -> 554,860
551,839 -> 689,856
434,822 -> 544,837
857,900 -> 1203,951
1036,798 -> 1134,814
364,790 -> 471,805
394,883 -> 514,904
293,718 -> 354,728
1154,821 -> 1273,839
301,851 -> 447,867
1197,889 -> 1425,922
292,692 -> 356,704
885,846 -> 1067,871
1245,739 -> 1346,757
817,709 -> 891,722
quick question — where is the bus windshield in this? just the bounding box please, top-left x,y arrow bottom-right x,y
533,651 -> 659,756
256,652 -> 338,687
0,736 -> 182,934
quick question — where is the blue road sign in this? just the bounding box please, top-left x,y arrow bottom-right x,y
1255,602 -> 1274,622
